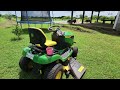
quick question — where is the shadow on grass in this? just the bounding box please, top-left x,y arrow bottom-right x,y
21,28 -> 29,34
11,28 -> 28,35
18,70 -> 78,79
19,70 -> 41,79
11,37 -> 23,41
6,26 -> 12,28
12,28 -> 51,35
71,23 -> 120,36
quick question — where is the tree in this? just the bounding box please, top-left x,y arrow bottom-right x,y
84,16 -> 89,20
79,14 -> 83,19
4,14 -> 12,20
99,16 -> 108,20
76,15 -> 78,18
80,14 -> 90,21
13,24 -> 22,40
109,16 -> 115,20
92,15 -> 98,20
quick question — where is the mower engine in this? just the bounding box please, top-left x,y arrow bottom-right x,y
52,31 -> 74,49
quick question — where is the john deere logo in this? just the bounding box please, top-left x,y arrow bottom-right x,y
31,33 -> 34,37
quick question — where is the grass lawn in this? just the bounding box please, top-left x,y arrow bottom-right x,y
0,18 -> 120,79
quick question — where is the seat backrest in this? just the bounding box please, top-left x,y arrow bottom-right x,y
28,27 -> 47,47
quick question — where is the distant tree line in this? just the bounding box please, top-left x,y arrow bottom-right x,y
0,14 -> 16,20
0,14 -> 115,21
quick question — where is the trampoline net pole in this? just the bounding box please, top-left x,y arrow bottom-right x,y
26,11 -> 30,28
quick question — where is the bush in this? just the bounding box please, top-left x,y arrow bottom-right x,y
12,25 -> 22,40
92,15 -> 98,20
3,14 -> 12,20
99,16 -> 115,21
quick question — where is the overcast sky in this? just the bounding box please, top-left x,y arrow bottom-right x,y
0,11 -> 118,17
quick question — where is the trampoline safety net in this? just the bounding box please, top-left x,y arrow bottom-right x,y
21,11 -> 52,22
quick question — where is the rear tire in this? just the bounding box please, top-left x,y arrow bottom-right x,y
19,56 -> 33,72
43,63 -> 63,79
72,47 -> 78,57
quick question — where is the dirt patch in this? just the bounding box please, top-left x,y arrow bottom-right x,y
73,23 -> 120,36
62,25 -> 94,33
0,20 -> 16,28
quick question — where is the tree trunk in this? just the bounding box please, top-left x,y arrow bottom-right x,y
97,11 -> 100,22
82,11 -> 85,24
71,11 -> 73,24
90,11 -> 93,23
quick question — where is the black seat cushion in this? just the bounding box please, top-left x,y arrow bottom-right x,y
28,28 -> 46,47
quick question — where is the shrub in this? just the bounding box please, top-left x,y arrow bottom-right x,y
13,24 -> 22,40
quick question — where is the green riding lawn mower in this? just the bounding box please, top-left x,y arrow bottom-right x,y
19,26 -> 86,79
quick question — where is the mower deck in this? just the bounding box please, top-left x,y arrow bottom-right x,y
69,58 -> 86,79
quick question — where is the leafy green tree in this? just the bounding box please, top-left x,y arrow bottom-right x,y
79,14 -> 83,19
4,14 -> 12,20
92,15 -> 98,20
13,25 -> 22,40
99,16 -> 108,20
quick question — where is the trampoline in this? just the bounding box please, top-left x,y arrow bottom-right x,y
15,11 -> 54,29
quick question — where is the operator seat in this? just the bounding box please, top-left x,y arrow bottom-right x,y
28,27 -> 57,47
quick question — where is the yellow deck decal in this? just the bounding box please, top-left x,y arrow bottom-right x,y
78,66 -> 84,72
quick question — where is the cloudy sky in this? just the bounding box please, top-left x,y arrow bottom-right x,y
0,11 -> 118,17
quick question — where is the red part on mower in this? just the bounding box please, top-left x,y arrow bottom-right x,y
46,47 -> 54,56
